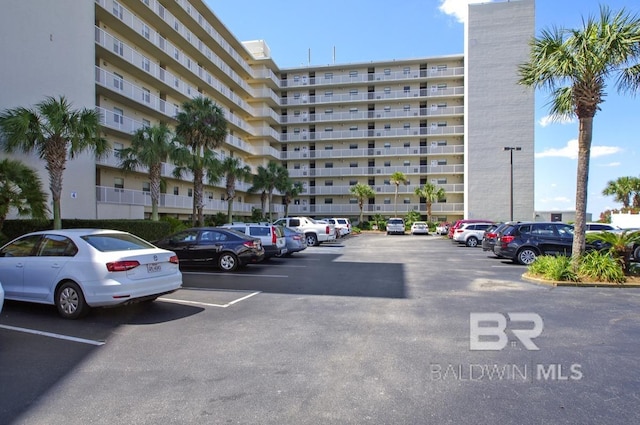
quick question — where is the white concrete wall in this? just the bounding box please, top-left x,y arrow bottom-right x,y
464,0 -> 535,221
0,0 -> 97,220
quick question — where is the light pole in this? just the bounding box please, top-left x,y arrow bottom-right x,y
504,146 -> 522,221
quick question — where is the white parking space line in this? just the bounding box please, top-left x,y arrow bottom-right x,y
159,290 -> 261,308
0,324 -> 105,346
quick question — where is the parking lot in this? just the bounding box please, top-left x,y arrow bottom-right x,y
2,233 -> 640,424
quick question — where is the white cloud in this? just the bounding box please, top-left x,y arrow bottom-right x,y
538,115 -> 575,127
598,162 -> 621,167
535,139 -> 622,160
438,0 -> 494,23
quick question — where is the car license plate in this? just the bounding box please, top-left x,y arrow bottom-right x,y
147,263 -> 162,273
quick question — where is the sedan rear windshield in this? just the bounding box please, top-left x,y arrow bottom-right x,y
389,219 -> 404,225
82,234 -> 155,252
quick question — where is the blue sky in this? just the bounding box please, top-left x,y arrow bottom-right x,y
208,0 -> 639,219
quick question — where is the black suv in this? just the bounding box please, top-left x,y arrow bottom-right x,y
494,222 -> 577,265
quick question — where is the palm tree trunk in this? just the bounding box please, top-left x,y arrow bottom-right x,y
427,202 -> 432,223
150,163 -> 161,221
194,168 -> 204,226
394,185 -> 399,217
49,155 -> 66,230
572,116 -> 593,264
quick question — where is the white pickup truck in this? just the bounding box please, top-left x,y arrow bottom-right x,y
273,217 -> 337,246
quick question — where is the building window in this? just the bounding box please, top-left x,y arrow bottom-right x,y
142,87 -> 150,103
113,38 -> 124,56
294,110 -> 301,116
141,24 -> 150,39
112,1 -> 123,19
384,124 -> 391,130
404,142 -> 411,148
350,126 -> 358,131
384,87 -> 391,95
324,72 -> 333,80
349,89 -> 358,96
325,127 -> 333,132
141,56 -> 150,72
294,93 -> 301,99
114,177 -> 124,189
325,162 -> 333,168
113,107 -> 124,125
403,198 -> 411,204
325,109 -> 333,114
174,48 -> 180,61
437,122 -> 447,127
384,142 -> 391,148
404,105 -> 411,111
293,128 -> 300,134
384,198 -> 391,204
384,68 -> 391,75
324,91 -> 333,97
403,66 -> 410,75
113,142 -> 124,151
142,182 -> 150,192
384,161 -> 391,167
325,180 -> 333,186
350,162 -> 358,168
404,85 -> 410,93
294,164 -> 301,170
349,70 -> 358,78
113,72 -> 124,90
188,188 -> 193,197
350,108 -> 358,113
173,186 -> 179,195
349,180 -> 358,185
349,144 -> 358,149
404,160 -> 410,166
384,106 -> 391,112
324,145 -> 333,150
437,83 -> 447,89
404,123 -> 410,129
349,198 -> 358,204
142,119 -> 150,128
294,75 -> 300,82
324,198 -> 333,204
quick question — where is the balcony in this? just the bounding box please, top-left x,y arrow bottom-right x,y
281,66 -> 464,88
96,185 -> 283,214
282,86 -> 464,107
283,106 -> 464,125
286,202 -> 464,216
282,125 -> 464,142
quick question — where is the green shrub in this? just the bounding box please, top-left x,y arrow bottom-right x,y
527,255 -> 578,282
577,251 -> 626,284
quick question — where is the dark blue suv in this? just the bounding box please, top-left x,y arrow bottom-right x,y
494,222 -> 577,265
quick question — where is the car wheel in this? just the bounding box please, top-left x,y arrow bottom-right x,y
634,245 -> 640,262
306,233 -> 318,246
55,281 -> 89,320
516,248 -> 538,265
218,252 -> 239,271
466,236 -> 479,247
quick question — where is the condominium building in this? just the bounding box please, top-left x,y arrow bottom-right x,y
0,0 -> 534,224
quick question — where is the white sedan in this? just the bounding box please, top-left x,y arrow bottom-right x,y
0,229 -> 182,319
411,221 -> 429,235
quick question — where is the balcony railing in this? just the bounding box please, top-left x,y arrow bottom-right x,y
281,145 -> 464,160
282,125 -> 464,142
282,106 -> 464,125
286,202 -> 464,216
282,87 -> 464,106
96,186 -> 283,214
281,66 -> 464,88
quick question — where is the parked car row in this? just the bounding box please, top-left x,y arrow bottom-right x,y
0,222 -> 324,319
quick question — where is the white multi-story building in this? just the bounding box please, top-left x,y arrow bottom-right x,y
0,0 -> 534,224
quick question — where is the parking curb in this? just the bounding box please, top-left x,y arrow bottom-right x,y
522,273 -> 640,288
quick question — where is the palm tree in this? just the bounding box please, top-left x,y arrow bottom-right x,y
390,171 -> 408,218
630,177 -> 640,208
587,230 -> 640,274
117,123 -> 182,221
519,6 -> 640,262
218,156 -> 251,224
174,96 -> 228,226
349,183 -> 375,226
415,182 -> 445,223
281,179 -> 304,218
602,176 -> 635,209
0,158 -> 48,233
0,96 -> 108,229
172,148 -> 221,225
249,162 -> 288,222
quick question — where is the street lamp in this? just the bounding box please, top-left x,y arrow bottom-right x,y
504,146 -> 522,221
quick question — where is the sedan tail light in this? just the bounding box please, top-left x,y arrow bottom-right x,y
292,235 -> 301,241
243,240 -> 260,249
169,255 -> 179,264
106,260 -> 140,272
325,226 -> 330,234
485,232 -> 497,239
271,226 -> 277,244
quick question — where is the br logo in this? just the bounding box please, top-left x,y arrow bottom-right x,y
469,313 -> 543,351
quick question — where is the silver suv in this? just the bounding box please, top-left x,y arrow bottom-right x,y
219,223 -> 286,258
386,218 -> 405,235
